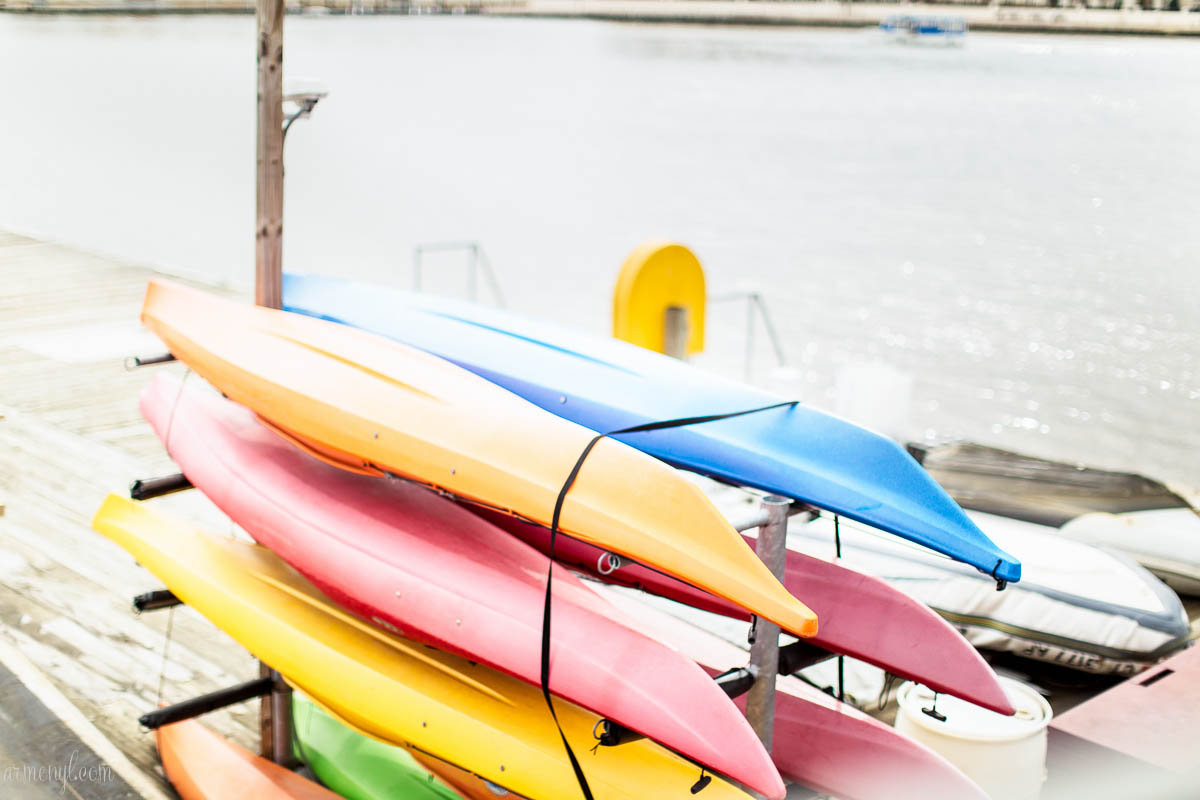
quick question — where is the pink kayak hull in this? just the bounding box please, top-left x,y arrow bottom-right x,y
740,676 -> 986,800
590,585 -> 988,800
140,374 -> 783,800
474,508 -> 1013,716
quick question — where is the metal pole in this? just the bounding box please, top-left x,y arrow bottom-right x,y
467,243 -> 478,302
270,670 -> 294,767
255,0 -> 285,310
744,294 -> 755,383
663,305 -> 689,360
258,662 -> 275,759
478,247 -> 506,307
744,495 -> 791,751
752,293 -> 789,370
258,663 -> 295,766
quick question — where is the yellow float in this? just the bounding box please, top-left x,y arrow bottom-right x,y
612,242 -> 706,357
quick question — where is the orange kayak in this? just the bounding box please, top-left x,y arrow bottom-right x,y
140,279 -> 816,638
155,719 -> 342,800
412,753 -> 533,800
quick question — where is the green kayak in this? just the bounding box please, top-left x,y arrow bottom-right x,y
291,695 -> 464,800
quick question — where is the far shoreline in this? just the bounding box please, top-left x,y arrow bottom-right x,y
3,0 -> 1199,37
488,0 -> 1200,36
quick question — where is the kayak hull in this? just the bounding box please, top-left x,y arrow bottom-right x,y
291,695 -> 465,800
155,719 -> 342,800
789,510 -> 1190,675
141,374 -> 781,798
139,279 -> 816,640
93,496 -> 756,800
413,753 -> 535,800
589,585 -> 989,800
473,505 -> 1013,715
281,274 -> 1019,584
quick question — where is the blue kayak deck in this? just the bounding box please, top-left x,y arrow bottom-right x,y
283,273 -> 1020,584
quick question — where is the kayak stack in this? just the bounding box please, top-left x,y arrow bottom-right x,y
90,277 -> 1024,800
281,274 -> 1021,586
133,371 -> 777,795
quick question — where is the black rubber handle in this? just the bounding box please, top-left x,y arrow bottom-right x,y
130,473 -> 192,501
132,590 -> 181,613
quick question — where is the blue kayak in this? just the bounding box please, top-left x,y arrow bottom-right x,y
283,274 -> 1020,584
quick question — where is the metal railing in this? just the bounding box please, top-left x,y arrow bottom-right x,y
708,290 -> 788,383
412,240 -> 506,307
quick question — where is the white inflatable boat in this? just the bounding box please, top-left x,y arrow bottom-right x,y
703,480 -> 1190,677
910,442 -> 1200,597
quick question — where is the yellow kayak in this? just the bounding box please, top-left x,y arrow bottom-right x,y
93,495 -> 755,800
140,280 -> 816,638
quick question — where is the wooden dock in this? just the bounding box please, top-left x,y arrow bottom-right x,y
0,231 -> 259,796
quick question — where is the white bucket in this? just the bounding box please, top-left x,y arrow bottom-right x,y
894,678 -> 1052,800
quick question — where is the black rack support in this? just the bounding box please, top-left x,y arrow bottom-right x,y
129,473 -> 193,501
139,676 -> 275,730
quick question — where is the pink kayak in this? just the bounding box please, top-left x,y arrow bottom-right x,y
140,374 -> 783,800
591,585 -> 988,800
474,508 -> 1013,715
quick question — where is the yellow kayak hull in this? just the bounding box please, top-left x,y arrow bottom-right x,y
92,495 -> 754,800
139,279 -> 815,638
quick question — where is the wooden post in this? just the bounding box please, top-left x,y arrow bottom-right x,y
744,495 -> 790,751
255,0 -> 285,310
663,305 -> 689,360
256,0 -> 290,763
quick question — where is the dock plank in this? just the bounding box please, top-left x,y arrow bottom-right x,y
0,235 -> 256,796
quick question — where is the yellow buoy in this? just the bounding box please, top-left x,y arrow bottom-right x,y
612,242 -> 706,358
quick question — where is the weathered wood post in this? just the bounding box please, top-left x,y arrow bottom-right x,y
744,495 -> 790,750
256,0 -> 285,310
256,0 -> 292,764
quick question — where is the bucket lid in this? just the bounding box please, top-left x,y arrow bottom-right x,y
897,677 -> 1052,742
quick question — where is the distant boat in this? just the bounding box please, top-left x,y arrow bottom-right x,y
880,14 -> 968,45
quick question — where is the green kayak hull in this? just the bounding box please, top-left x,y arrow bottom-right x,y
292,695 -> 464,800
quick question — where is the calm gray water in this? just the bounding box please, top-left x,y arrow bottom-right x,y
1,15 -> 1197,487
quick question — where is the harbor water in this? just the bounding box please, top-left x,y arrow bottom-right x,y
1,14 -> 1197,487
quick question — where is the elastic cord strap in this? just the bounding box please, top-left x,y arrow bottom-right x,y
542,434 -> 604,800
608,400 -> 798,437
